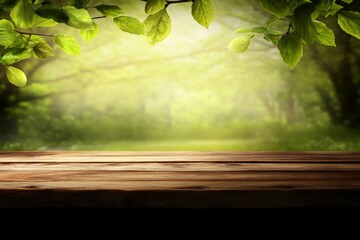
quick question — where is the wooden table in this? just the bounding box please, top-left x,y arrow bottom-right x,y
0,151 -> 360,208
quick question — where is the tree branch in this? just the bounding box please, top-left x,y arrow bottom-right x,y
141,0 -> 192,5
15,30 -> 54,37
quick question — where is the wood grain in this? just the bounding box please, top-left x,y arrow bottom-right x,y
1,151 -> 360,208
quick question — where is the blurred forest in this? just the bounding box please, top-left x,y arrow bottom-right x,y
1,0 -> 360,151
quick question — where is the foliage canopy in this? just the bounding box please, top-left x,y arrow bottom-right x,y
0,0 -> 359,86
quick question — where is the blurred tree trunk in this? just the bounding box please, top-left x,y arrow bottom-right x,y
311,31 -> 360,127
0,64 -> 22,140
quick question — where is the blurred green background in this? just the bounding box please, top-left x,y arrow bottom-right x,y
1,0 -> 360,151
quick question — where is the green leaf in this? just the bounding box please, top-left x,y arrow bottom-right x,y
80,21 -> 99,41
1,47 -> 32,65
8,34 -> 26,48
63,6 -> 94,30
33,0 -> 44,4
278,31 -> 303,69
68,0 -> 89,9
316,0 -> 343,17
264,34 -> 281,46
313,21 -> 335,46
266,16 -> 280,27
54,34 -> 80,56
10,0 -> 36,29
5,66 -> 27,87
342,0 -> 353,3
338,11 -> 360,40
267,30 -> 283,35
145,0 -> 166,15
235,27 -> 267,34
114,16 -> 144,35
27,35 -> 46,47
0,19 -> 16,46
33,42 -> 55,59
325,4 -> 343,17
294,4 -> 317,44
259,0 -> 298,18
144,9 -> 171,45
95,5 -> 124,18
228,34 -> 254,53
33,15 -> 58,27
317,0 -> 336,10
35,4 -> 69,23
192,0 -> 214,28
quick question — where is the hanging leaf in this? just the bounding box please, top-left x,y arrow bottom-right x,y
114,16 -> 144,35
259,0 -> 298,18
33,15 -> 58,27
144,9 -> 171,45
5,66 -> 27,87
80,22 -> 99,41
0,19 -> 17,46
278,31 -> 304,69
1,47 -> 33,65
338,11 -> 360,40
10,0 -> 36,29
63,6 -> 94,30
35,4 -> 69,23
313,21 -> 336,46
228,34 -> 254,53
264,34 -> 281,46
95,5 -> 125,18
294,4 -> 317,44
54,34 -> 80,56
192,0 -> 214,28
316,0 -> 343,17
145,0 -> 167,15
33,42 -> 55,59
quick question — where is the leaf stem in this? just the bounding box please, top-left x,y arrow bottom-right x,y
15,30 -> 54,37
25,34 -> 32,47
92,16 -> 107,20
285,23 -> 293,35
166,0 -> 192,4
141,0 -> 192,5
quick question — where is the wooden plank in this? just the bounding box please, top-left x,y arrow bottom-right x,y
0,151 -> 360,207
0,162 -> 359,171
1,151 -> 360,163
1,180 -> 360,191
1,171 -> 359,182
1,189 -> 359,208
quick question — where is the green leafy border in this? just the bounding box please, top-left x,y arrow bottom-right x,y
1,0 -> 360,86
230,0 -> 360,68
0,0 -> 213,87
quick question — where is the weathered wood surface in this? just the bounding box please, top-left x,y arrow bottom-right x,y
1,151 -> 360,208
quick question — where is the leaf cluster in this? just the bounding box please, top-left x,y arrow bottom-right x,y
1,0 -> 360,86
0,0 -> 214,86
229,0 -> 360,68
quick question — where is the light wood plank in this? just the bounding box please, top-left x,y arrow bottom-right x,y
1,151 -> 360,163
0,162 -> 359,171
1,151 -> 360,207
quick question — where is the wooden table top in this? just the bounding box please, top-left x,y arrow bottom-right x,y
1,151 -> 360,208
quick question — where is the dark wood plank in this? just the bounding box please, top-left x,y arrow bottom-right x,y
1,171 -> 359,182
0,151 -> 360,207
1,189 -> 359,208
